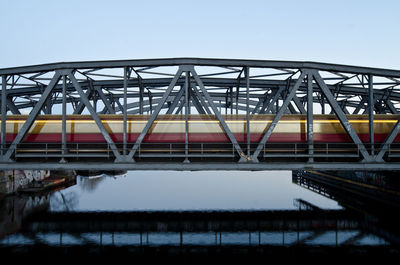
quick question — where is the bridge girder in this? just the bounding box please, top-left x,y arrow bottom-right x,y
1,58 -> 400,169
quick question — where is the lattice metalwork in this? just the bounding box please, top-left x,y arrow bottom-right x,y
1,58 -> 400,170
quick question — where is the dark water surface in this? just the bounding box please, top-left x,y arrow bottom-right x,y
1,170 -> 399,262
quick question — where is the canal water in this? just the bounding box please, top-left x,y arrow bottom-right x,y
1,170 -> 399,261
50,171 -> 340,211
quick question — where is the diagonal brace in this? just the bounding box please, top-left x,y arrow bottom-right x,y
312,70 -> 373,162
2,72 -> 61,162
190,66 -> 248,161
374,119 -> 400,162
95,86 -> 116,114
126,67 -> 184,161
251,71 -> 307,162
68,72 -> 124,162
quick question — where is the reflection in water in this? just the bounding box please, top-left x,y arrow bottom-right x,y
1,170 -> 400,261
0,195 -> 50,238
3,210 -> 388,247
50,191 -> 79,212
77,175 -> 106,192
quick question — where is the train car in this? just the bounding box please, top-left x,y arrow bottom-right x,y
1,114 -> 399,143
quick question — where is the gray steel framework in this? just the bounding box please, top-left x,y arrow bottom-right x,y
1,58 -> 400,170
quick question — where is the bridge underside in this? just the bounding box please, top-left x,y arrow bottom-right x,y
2,161 -> 400,171
2,58 -> 400,170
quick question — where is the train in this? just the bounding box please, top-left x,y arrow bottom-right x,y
1,114 -> 399,143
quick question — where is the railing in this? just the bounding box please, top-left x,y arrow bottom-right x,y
261,143 -> 362,158
1,141 -> 392,161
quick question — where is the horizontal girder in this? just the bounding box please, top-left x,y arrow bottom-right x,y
2,57 -> 400,77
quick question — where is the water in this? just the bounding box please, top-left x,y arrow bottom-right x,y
1,170 -> 400,261
50,171 -> 340,211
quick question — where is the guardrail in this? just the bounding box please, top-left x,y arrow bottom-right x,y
0,142 -> 391,161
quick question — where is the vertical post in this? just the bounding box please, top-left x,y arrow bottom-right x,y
368,74 -> 374,155
60,75 -> 67,163
225,90 -> 228,114
46,96 -> 52,114
139,77 -> 144,115
276,97 -> 280,113
149,95 -> 153,114
236,86 -> 239,114
230,87 -> 233,115
123,67 -> 128,156
111,94 -> 115,113
245,67 -> 250,157
184,71 -> 190,163
93,90 -> 97,113
307,72 -> 314,162
1,75 -> 7,157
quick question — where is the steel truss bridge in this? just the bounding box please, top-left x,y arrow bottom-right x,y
2,58 -> 400,170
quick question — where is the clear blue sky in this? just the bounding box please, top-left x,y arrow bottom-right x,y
1,0 -> 399,70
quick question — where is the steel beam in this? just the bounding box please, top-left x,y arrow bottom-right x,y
251,96 -> 264,114
313,70 -> 372,162
1,75 -> 6,157
2,58 -> 400,169
5,76 -> 400,116
139,76 -> 144,114
184,71 -> 190,163
352,97 -> 367,114
190,66 -> 248,161
258,92 -> 273,114
264,87 -> 284,114
2,72 -> 61,162
3,58 -> 400,78
368,74 -> 374,155
123,67 -> 128,156
166,86 -> 184,114
245,67 -> 250,157
60,74 -> 67,163
375,119 -> 400,162
251,71 -> 307,162
2,161 -> 400,171
191,85 -> 212,115
293,95 -> 306,114
190,85 -> 206,114
95,86 -> 115,114
73,86 -> 92,114
307,73 -> 314,163
126,67 -> 184,161
68,72 -> 123,162
385,99 -> 399,114
6,97 -> 21,114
